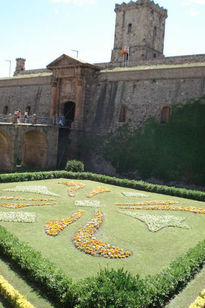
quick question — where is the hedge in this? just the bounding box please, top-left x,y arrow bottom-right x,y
0,170 -> 205,201
0,226 -> 74,307
0,224 -> 205,307
0,170 -> 205,307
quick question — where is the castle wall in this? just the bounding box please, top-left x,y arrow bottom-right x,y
0,75 -> 52,118
84,65 -> 205,134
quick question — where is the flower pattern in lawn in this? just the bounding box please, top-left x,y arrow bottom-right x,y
45,210 -> 85,236
117,205 -> 205,214
0,196 -> 54,201
75,200 -> 100,207
0,212 -> 36,223
0,202 -> 55,209
115,201 -> 179,206
87,187 -> 110,198
4,186 -> 59,196
122,192 -> 148,197
58,181 -> 85,197
120,211 -> 190,232
72,210 -> 131,258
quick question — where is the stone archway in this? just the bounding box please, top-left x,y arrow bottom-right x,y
22,130 -> 48,169
0,130 -> 12,171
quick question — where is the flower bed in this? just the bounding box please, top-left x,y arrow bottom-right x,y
45,210 -> 85,236
58,181 -> 85,197
0,274 -> 34,308
117,205 -> 205,214
0,196 -> 54,201
189,289 -> 205,308
115,200 -> 179,206
87,187 -> 110,198
4,185 -> 59,196
0,202 -> 54,209
72,210 -> 131,258
120,211 -> 190,232
122,192 -> 148,197
0,212 -> 36,223
74,200 -> 100,207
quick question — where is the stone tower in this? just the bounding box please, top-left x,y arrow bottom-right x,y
111,0 -> 167,65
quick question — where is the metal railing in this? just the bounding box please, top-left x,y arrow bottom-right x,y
0,114 -> 73,128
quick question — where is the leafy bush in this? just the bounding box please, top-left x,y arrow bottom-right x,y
74,268 -> 146,308
65,160 -> 84,172
0,225 -> 75,307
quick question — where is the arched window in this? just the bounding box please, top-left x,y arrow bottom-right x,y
128,23 -> 132,33
26,106 -> 31,115
119,105 -> 127,122
3,106 -> 8,115
161,106 -> 171,123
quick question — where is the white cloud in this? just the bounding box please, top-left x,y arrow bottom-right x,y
189,8 -> 200,15
51,0 -> 96,5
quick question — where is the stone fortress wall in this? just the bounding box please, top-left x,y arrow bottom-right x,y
84,64 -> 205,135
0,0 -> 205,173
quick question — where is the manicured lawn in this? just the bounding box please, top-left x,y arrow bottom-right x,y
0,178 -> 205,282
0,178 -> 205,307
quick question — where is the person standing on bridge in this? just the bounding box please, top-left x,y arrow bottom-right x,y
17,110 -> 21,124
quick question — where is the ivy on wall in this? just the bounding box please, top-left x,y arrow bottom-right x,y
102,97 -> 205,186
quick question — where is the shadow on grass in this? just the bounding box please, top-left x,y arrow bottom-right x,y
0,254 -> 56,308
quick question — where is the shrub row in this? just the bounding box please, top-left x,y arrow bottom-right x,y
0,225 -> 74,307
74,239 -> 205,307
0,274 -> 34,308
0,170 -> 205,201
0,223 -> 205,307
189,289 -> 205,308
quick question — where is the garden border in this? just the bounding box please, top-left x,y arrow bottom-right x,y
0,170 -> 205,307
0,170 -> 205,201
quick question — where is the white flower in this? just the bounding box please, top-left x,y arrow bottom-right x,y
120,211 -> 190,232
122,192 -> 148,197
0,212 -> 36,223
4,186 -> 59,196
75,200 -> 100,207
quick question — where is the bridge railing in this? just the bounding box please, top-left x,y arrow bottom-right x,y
0,114 -> 70,127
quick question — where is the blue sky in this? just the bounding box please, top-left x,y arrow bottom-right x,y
0,0 -> 205,77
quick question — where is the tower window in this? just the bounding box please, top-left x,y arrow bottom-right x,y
128,23 -> 132,33
160,106 -> 171,123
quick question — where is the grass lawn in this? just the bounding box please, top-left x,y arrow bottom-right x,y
0,178 -> 205,306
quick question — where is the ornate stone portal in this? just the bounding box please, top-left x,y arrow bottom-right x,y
47,54 -> 99,130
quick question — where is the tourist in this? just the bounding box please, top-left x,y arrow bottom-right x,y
24,111 -> 28,123
17,110 -> 21,123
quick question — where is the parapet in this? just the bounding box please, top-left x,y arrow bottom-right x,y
115,0 -> 167,17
